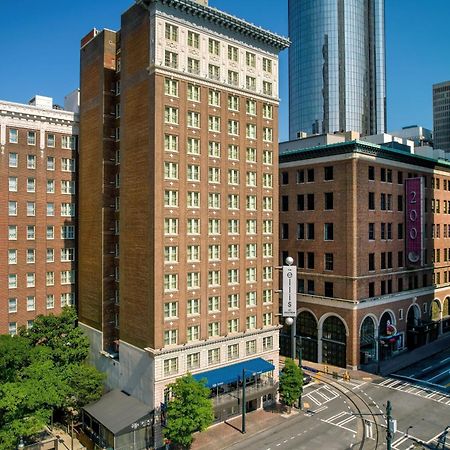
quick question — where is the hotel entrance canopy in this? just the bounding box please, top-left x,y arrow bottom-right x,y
192,357 -> 275,388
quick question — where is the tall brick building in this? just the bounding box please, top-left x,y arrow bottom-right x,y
279,139 -> 450,370
78,0 -> 288,442
0,95 -> 78,335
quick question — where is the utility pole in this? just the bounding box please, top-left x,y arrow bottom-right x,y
386,400 -> 393,450
298,343 -> 303,410
241,369 -> 247,434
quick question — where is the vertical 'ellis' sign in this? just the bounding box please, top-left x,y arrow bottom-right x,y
405,177 -> 424,267
282,265 -> 297,317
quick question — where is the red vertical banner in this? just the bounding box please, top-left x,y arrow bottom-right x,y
405,177 -> 424,267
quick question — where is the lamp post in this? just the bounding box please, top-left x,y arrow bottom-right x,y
241,368 -> 255,434
298,338 -> 303,410
386,400 -> 393,450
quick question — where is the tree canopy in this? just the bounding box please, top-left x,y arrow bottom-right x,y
279,358 -> 303,410
0,308 -> 104,450
163,374 -> 214,449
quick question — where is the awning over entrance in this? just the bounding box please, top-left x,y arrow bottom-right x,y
192,357 -> 275,388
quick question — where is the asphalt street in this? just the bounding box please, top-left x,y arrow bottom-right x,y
228,375 -> 450,450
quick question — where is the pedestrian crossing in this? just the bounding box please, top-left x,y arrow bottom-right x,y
376,377 -> 450,405
320,411 -> 358,434
302,384 -> 339,408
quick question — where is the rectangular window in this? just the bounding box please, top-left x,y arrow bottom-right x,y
228,318 -> 239,333
8,201 -> 17,216
47,156 -> 55,170
246,340 -> 257,355
187,84 -> 200,102
163,357 -> 178,376
26,296 -> 36,311
228,70 -> 239,86
324,223 -> 334,241
187,31 -> 199,48
8,176 -> 17,192
164,190 -> 179,207
26,248 -> 35,263
187,353 -> 200,370
228,45 -> 238,61
187,111 -> 200,128
325,253 -> 334,271
262,57 -> 272,73
27,155 -> 36,169
246,123 -> 257,139
324,192 -> 333,210
228,95 -> 239,112
164,78 -> 178,97
61,270 -> 75,285
164,50 -> 178,69
208,296 -> 220,313
208,64 -> 220,81
228,120 -> 239,136
186,272 -> 200,289
27,131 -> 36,145
187,298 -> 200,315
9,152 -> 18,167
246,76 -> 256,91
187,218 -> 200,234
187,57 -> 200,75
228,294 -> 239,309
164,273 -> 178,292
165,23 -> 178,41
208,348 -> 220,365
208,38 -> 220,56
187,325 -> 200,342
187,137 -> 200,155
61,136 -> 77,150
9,129 -> 18,144
164,218 -> 179,235
246,99 -> 257,115
208,116 -> 221,132
228,344 -> 239,360
164,302 -> 178,319
368,192 -> 375,210
164,107 -> 179,125
263,81 -> 273,96
187,245 -> 200,262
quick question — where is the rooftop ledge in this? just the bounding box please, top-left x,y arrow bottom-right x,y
137,0 -> 290,50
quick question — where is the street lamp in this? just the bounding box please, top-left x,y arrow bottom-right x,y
241,368 -> 257,434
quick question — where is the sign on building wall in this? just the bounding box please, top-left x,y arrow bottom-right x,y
282,265 -> 297,317
405,177 -> 424,267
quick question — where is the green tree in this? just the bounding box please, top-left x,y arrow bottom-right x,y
0,335 -> 31,383
279,358 -> 303,412
163,374 -> 214,449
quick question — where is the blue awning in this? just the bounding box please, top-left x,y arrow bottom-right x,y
192,357 -> 275,388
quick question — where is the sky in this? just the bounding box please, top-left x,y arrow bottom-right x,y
0,0 -> 449,142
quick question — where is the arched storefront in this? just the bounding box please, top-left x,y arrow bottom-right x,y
406,304 -> 422,349
378,311 -> 400,361
443,298 -> 450,333
360,316 -> 377,366
297,311 -> 318,363
321,316 -> 347,368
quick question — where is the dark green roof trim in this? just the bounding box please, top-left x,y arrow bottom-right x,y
279,139 -> 450,172
138,0 -> 290,50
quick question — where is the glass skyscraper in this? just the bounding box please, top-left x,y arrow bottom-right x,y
289,0 -> 386,139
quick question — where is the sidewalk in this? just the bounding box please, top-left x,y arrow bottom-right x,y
191,404 -> 296,450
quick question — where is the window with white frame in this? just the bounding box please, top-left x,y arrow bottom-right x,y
47,133 -> 56,147
46,294 -> 55,309
8,201 -> 17,216
228,169 -> 239,185
263,266 -> 273,281
263,243 -> 273,257
8,322 -> 17,336
246,171 -> 257,187
263,313 -> 273,326
208,270 -> 220,287
164,50 -> 178,69
61,136 -> 76,150
228,194 -> 239,210
187,57 -> 200,75
165,23 -> 178,41
227,318 -> 239,333
263,103 -> 273,119
208,348 -> 220,365
164,329 -> 178,346
187,325 -> 200,342
208,38 -> 220,56
27,131 -> 36,145
164,78 -> 178,96
228,219 -> 239,235
228,293 -> 239,309
228,344 -> 239,360
8,298 -> 17,313
61,248 -> 75,262
228,120 -> 239,136
164,302 -> 178,319
208,141 -> 220,157
61,225 -> 75,240
187,164 -> 200,181
263,127 -> 273,142
228,45 -> 238,62
187,111 -> 200,128
187,352 -> 200,370
8,274 -> 17,289
246,99 -> 257,115
164,107 -> 179,125
8,249 -> 17,264
164,273 -> 178,292
61,203 -> 75,217
246,267 -> 257,283
262,57 -> 272,73
246,291 -> 257,307
263,290 -> 273,304
187,191 -> 200,208
187,137 -> 200,155
208,193 -> 221,209
46,271 -> 55,286
164,162 -> 179,180
228,244 -> 239,260
27,225 -> 36,240
208,218 -> 220,235
9,152 -> 18,167
61,292 -> 75,307
187,84 -> 200,102
27,202 -> 35,216
9,129 -> 18,144
163,357 -> 178,376
246,243 -> 257,259
208,116 -> 221,132
263,336 -> 273,350
61,270 -> 75,285
187,298 -> 200,315
228,95 -> 239,111
61,158 -> 76,172
46,203 -> 55,217
164,190 -> 178,207
228,268 -> 239,285
46,226 -> 54,239
246,51 -> 256,67
246,315 -> 257,330
47,179 -> 55,193
8,226 -> 18,240
246,76 -> 256,91
187,218 -> 200,234
187,245 -> 200,262
164,218 -> 179,235
263,219 -> 273,234
26,272 -> 35,287
208,322 -> 220,337
263,196 -> 273,211
187,31 -> 199,48
246,219 -> 257,235
263,173 -> 273,188
8,176 -> 18,192
263,150 -> 273,165
246,123 -> 257,139
263,81 -> 273,96
208,64 -> 220,81
228,144 -> 239,160
187,272 -> 200,289
164,134 -> 178,152
208,167 -> 220,183
27,154 -> 36,169
246,195 -> 257,211
246,339 -> 257,355
26,248 -> 35,263
228,70 -> 239,86
208,296 -> 220,313
208,89 -> 220,107
47,156 -> 55,170
164,246 -> 178,263
208,244 -> 220,261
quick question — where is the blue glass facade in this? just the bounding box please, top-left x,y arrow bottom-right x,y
289,0 -> 386,139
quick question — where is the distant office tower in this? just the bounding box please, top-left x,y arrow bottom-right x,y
0,95 -> 78,335
78,0 -> 288,446
433,81 -> 450,151
289,0 -> 386,138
